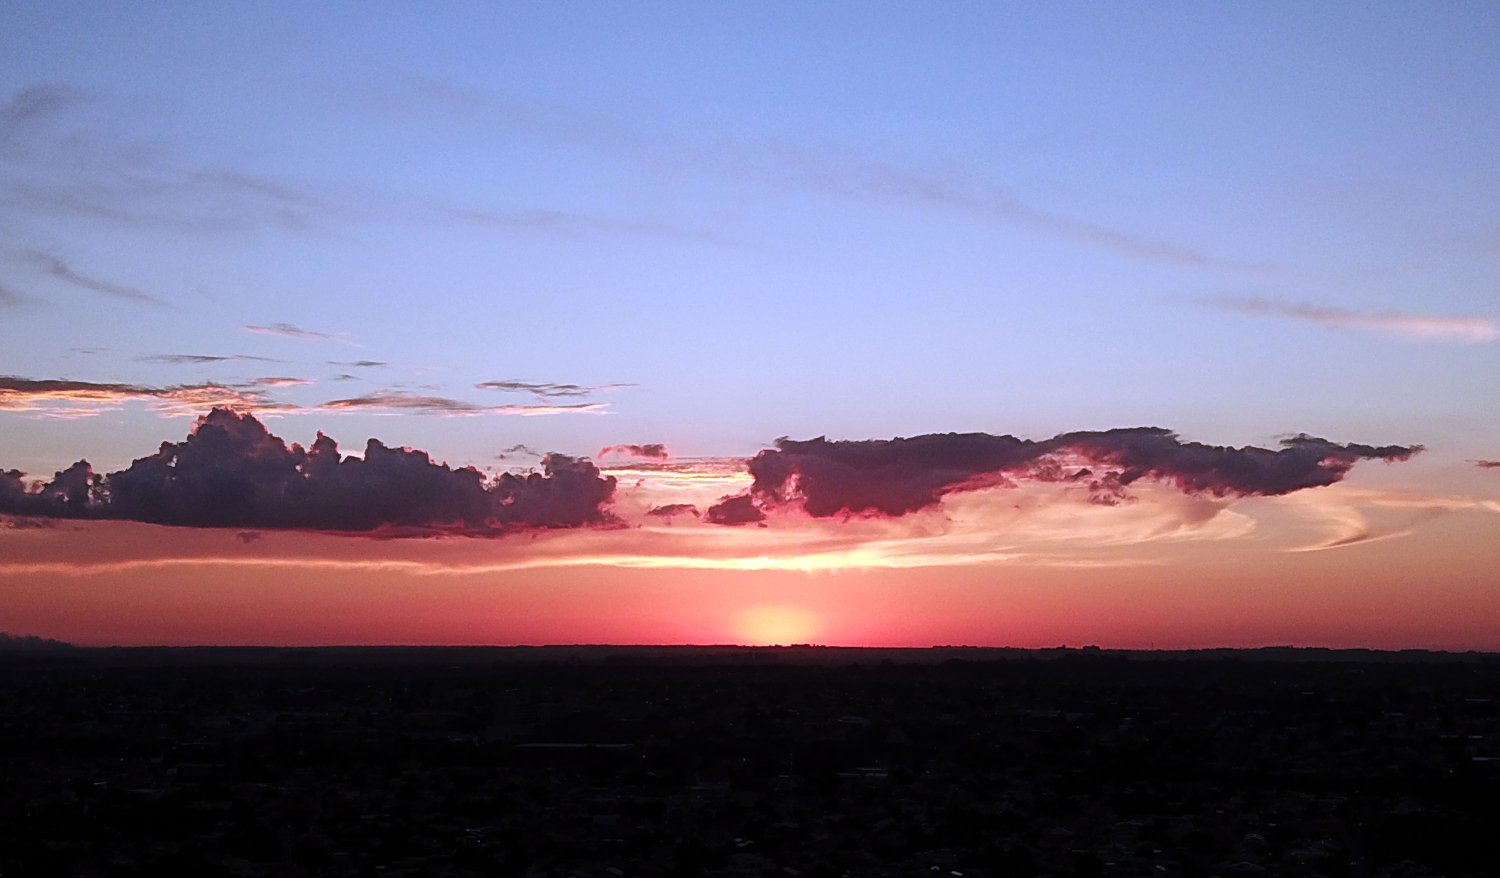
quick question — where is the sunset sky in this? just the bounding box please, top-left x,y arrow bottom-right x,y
3,3 -> 1499,648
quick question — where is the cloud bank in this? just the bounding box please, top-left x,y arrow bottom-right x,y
706,429 -> 1421,523
0,409 -> 616,534
0,376 -> 278,417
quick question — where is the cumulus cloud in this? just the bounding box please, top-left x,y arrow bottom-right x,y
319,391 -> 608,417
599,443 -> 669,460
477,379 -> 634,399
0,408 -> 617,534
0,376 -> 281,417
1206,296 -> 1499,343
706,493 -> 767,526
705,428 -> 1421,524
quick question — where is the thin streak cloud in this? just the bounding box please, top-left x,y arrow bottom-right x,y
17,249 -> 167,307
1,84 -> 722,244
244,377 -> 312,388
382,76 -> 1264,271
0,283 -> 34,308
0,83 -> 80,126
320,391 -> 609,417
137,354 -> 279,365
477,379 -> 635,399
246,322 -> 350,343
1206,296 -> 1499,343
433,204 -> 731,246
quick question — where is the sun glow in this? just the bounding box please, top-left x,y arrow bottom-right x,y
735,604 -> 822,646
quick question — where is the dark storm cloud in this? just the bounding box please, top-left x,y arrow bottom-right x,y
705,429 -> 1422,523
599,443 -> 669,460
0,409 -> 617,534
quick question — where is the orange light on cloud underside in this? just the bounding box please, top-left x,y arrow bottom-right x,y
734,604 -> 822,645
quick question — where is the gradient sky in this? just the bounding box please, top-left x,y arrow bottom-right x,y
3,2 -> 1498,648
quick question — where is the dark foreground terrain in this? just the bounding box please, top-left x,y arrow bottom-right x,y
1,646 -> 1497,877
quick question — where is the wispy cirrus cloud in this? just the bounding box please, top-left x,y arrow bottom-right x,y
328,360 -> 386,369
245,376 -> 313,388
246,322 -> 351,343
0,283 -> 34,308
477,379 -> 634,399
432,204 -> 732,246
137,353 -> 279,366
14,249 -> 168,307
320,391 -> 609,417
1,84 -> 722,246
1280,487 -> 1500,551
0,376 -> 281,418
376,76 -> 1265,271
0,83 -> 323,234
0,83 -> 80,127
1204,296 -> 1499,343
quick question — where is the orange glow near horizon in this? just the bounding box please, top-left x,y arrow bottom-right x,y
2,468 -> 1499,650
734,604 -> 823,646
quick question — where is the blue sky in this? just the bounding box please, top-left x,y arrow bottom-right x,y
3,1 -> 1498,473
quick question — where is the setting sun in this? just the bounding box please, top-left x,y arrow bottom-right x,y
734,605 -> 822,646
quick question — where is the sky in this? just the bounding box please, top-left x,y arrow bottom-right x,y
2,2 -> 1499,648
